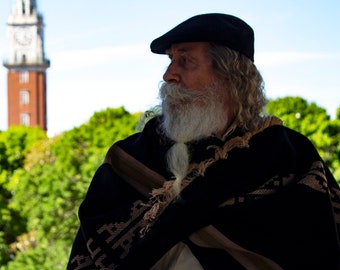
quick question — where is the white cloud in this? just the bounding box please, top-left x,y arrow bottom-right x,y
51,43 -> 150,71
256,51 -> 340,68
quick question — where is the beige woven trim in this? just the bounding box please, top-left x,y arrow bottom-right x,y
298,161 -> 340,225
190,225 -> 284,270
142,116 -> 283,234
189,116 -> 283,179
104,144 -> 166,196
219,173 -> 295,207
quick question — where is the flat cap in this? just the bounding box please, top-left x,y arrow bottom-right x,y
150,13 -> 254,62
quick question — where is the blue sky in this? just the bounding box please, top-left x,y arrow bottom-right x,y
0,0 -> 339,136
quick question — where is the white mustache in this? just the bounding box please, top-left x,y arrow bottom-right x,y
159,82 -> 207,105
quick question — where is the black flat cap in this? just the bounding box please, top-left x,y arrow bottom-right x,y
150,13 -> 254,62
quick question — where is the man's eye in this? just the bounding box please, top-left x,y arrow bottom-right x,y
179,57 -> 188,66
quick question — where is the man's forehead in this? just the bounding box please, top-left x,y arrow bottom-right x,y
165,42 -> 209,55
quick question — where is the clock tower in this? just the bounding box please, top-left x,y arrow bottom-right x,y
3,0 -> 50,131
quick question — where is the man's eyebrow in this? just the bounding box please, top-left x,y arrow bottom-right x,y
165,48 -> 192,59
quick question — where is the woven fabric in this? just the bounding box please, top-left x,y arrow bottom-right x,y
67,116 -> 340,270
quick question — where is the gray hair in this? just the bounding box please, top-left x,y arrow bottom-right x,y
207,43 -> 268,132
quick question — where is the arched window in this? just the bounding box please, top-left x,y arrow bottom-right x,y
20,113 -> 30,126
20,90 -> 30,105
20,71 -> 29,83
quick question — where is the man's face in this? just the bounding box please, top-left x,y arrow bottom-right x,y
163,42 -> 216,90
160,42 -> 234,141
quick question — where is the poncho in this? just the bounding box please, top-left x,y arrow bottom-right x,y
67,116 -> 340,269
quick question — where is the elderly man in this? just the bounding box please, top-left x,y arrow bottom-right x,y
67,13 -> 340,270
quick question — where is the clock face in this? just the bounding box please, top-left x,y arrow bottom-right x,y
14,28 -> 33,46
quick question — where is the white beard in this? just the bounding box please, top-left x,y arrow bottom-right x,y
160,82 -> 228,143
159,82 -> 229,194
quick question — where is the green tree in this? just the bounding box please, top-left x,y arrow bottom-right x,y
1,107 -> 140,269
266,96 -> 340,182
0,126 -> 47,265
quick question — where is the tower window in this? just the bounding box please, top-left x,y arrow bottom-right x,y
20,71 -> 29,83
20,113 -> 30,126
20,90 -> 30,105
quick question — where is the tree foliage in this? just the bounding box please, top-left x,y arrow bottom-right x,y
0,101 -> 339,269
266,96 -> 340,180
0,126 -> 47,264
0,107 -> 140,269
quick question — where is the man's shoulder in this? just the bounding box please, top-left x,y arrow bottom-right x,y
114,116 -> 161,150
249,122 -> 320,164
259,123 -> 315,147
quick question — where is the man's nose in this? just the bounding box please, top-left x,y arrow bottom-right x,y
163,63 -> 180,83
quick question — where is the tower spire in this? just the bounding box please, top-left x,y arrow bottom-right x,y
3,0 -> 49,131
13,0 -> 37,16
